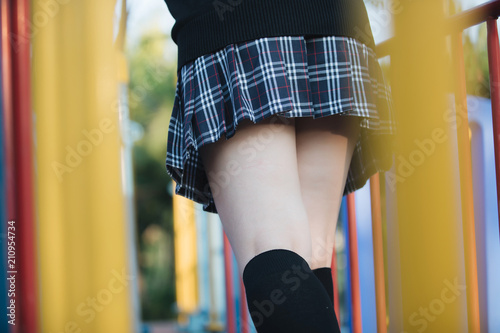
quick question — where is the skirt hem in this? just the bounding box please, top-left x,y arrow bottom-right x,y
165,35 -> 396,214
166,107 -> 394,214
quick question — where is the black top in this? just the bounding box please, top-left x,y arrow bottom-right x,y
164,0 -> 376,73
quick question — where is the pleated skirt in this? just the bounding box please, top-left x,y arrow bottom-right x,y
166,35 -> 396,214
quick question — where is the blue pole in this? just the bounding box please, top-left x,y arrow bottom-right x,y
340,197 -> 352,333
354,185 -> 377,332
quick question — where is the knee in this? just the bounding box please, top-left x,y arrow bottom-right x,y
249,211 -> 314,267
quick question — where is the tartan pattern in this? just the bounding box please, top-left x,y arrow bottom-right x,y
166,35 -> 396,214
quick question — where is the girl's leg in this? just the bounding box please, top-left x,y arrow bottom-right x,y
198,115 -> 312,276
295,115 -> 361,269
294,114 -> 360,310
198,115 -> 339,332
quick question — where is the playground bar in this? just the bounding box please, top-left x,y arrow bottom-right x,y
448,0 -> 500,32
11,0 -> 39,332
378,3 -> 500,238
346,193 -> 362,333
391,0 -> 465,330
223,232 -> 236,333
376,0 -> 500,57
0,0 -> 13,218
452,31 -> 481,333
372,3 -> 500,330
369,174 -> 387,333
0,8 -> 8,333
487,18 -> 500,238
239,278 -> 249,333
0,1 -> 16,333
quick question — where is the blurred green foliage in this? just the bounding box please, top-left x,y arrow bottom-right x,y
127,28 -> 178,320
463,23 -> 490,98
449,0 -> 490,98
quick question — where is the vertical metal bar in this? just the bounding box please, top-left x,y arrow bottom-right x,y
330,241 -> 341,327
452,31 -> 481,333
347,193 -> 362,333
369,173 -> 387,333
340,197 -> 352,332
0,3 -> 15,333
487,18 -> 500,236
391,0 -> 466,330
116,4 -> 142,332
11,0 -> 38,331
33,0 -> 134,330
0,0 -> 14,223
206,213 -> 225,332
239,278 -> 249,333
223,232 -> 236,333
172,184 -> 199,327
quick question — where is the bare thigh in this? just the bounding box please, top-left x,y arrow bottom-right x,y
295,115 -> 361,269
198,115 -> 313,277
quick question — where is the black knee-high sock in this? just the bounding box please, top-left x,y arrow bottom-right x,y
242,249 -> 341,333
312,267 -> 334,305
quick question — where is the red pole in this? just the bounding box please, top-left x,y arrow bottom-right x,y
11,1 -> 38,332
487,18 -> 500,235
347,193 -> 362,333
239,278 -> 249,333
12,2 -> 37,333
330,242 -> 341,326
0,0 -> 14,216
223,232 -> 236,333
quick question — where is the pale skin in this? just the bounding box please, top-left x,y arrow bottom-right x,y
199,113 -> 361,277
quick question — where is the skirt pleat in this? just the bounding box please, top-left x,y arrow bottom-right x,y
166,35 -> 396,214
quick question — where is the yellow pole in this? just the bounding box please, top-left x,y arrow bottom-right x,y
370,174 -> 388,333
388,0 -> 468,331
33,0 -> 133,332
172,181 -> 199,325
451,31 -> 481,333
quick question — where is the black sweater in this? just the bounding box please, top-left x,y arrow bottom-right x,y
164,0 -> 376,73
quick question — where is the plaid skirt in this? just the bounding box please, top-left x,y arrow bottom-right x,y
166,35 -> 396,214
